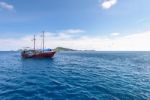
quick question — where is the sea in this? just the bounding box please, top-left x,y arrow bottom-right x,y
0,51 -> 150,100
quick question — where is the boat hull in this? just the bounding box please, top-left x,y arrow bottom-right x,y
21,51 -> 56,58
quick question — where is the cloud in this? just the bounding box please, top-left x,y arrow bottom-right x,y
110,32 -> 120,36
62,29 -> 84,34
0,2 -> 14,11
58,29 -> 85,40
101,0 -> 117,9
0,30 -> 150,51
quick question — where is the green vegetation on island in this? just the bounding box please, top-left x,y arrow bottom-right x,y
53,47 -> 76,52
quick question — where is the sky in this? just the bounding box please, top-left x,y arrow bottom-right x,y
0,0 -> 150,51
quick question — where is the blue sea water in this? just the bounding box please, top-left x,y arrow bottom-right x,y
0,51 -> 150,100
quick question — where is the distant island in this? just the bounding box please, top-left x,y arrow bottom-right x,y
53,47 -> 76,52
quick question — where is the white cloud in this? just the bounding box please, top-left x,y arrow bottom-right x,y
101,0 -> 117,9
57,29 -> 84,40
110,32 -> 120,36
0,30 -> 150,51
0,2 -> 14,11
62,29 -> 84,34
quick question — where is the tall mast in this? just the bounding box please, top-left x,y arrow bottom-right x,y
33,35 -> 36,51
42,31 -> 45,52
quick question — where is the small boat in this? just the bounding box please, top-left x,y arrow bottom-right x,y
21,31 -> 56,58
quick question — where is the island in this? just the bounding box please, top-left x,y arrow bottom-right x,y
53,47 -> 76,52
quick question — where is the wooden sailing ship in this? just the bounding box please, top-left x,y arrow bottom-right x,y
21,31 -> 56,58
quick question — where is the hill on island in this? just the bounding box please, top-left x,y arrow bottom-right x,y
53,47 -> 76,52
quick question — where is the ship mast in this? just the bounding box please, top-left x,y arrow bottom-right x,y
42,31 -> 45,52
33,35 -> 36,51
